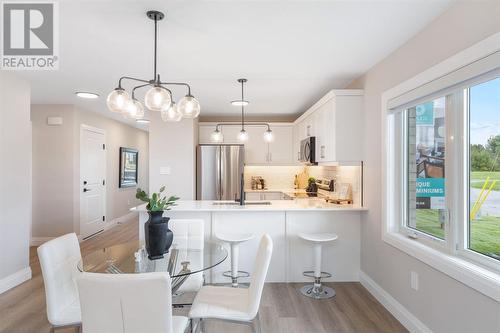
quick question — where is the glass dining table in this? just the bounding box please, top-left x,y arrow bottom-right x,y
77,240 -> 227,293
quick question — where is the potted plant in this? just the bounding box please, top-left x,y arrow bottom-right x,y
136,186 -> 179,259
306,177 -> 318,195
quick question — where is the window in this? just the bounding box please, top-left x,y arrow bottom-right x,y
384,38 -> 500,300
399,75 -> 500,269
468,77 -> 500,261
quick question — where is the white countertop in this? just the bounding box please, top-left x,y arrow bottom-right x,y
131,199 -> 367,212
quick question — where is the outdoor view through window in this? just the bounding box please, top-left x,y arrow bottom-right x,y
469,77 -> 500,261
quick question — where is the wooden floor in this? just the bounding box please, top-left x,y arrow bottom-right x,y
0,217 -> 407,333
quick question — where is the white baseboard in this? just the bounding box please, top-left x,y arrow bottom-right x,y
0,267 -> 32,294
359,271 -> 432,333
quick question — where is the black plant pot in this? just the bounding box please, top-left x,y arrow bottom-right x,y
144,211 -> 174,260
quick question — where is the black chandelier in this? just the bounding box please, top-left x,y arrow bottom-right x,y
106,10 -> 200,122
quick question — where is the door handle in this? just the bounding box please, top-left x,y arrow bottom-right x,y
83,188 -> 91,192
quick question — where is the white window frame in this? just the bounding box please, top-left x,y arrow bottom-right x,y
382,31 -> 500,302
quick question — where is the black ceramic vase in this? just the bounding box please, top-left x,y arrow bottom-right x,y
144,211 -> 174,260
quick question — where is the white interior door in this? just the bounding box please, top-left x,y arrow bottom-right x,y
80,125 -> 106,239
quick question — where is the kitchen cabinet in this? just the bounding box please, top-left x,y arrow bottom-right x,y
267,125 -> 293,165
198,123 -> 294,165
293,89 -> 363,163
245,191 -> 284,200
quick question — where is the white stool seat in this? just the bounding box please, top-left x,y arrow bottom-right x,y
298,233 -> 338,243
215,232 -> 255,287
298,232 -> 338,300
216,233 -> 254,243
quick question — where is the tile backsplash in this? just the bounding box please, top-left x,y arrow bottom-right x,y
244,164 -> 363,205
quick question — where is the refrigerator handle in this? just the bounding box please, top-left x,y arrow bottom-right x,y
215,146 -> 221,199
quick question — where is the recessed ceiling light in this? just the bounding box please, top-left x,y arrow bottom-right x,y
136,119 -> 150,124
75,91 -> 99,99
230,100 -> 249,106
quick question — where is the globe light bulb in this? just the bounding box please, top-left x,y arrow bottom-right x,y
161,102 -> 182,122
122,99 -> 140,120
211,129 -> 224,143
106,88 -> 130,113
178,94 -> 201,118
144,86 -> 171,111
263,129 -> 274,142
238,129 -> 249,142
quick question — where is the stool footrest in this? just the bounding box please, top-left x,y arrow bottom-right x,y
222,270 -> 250,279
302,271 -> 332,279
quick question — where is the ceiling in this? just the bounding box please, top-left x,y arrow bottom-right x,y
20,0 -> 452,129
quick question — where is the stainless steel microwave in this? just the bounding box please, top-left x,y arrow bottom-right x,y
299,137 -> 316,164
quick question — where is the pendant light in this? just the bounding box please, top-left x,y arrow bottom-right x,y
106,10 -> 200,122
210,78 -> 274,143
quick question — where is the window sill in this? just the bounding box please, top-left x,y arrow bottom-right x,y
383,231 -> 500,302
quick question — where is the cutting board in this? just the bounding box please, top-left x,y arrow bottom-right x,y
296,168 -> 309,189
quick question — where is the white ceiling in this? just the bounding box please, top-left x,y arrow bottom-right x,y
20,0 -> 452,129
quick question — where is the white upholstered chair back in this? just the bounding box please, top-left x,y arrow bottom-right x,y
248,234 -> 273,317
37,233 -> 82,325
76,272 -> 174,333
170,219 -> 204,249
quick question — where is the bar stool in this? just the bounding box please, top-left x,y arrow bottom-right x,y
216,232 -> 254,287
298,232 -> 338,299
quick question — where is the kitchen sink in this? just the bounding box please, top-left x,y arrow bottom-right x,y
212,201 -> 272,206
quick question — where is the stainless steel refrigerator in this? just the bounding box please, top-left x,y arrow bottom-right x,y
196,144 -> 245,200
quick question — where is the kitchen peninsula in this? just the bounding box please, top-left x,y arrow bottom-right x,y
131,199 -> 366,284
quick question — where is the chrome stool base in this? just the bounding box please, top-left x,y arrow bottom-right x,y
222,270 -> 250,288
300,284 -> 336,299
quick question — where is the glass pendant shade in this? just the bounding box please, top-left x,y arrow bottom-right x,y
238,129 -> 249,142
211,129 -> 224,143
145,86 -> 171,111
263,129 -> 274,142
161,102 -> 182,122
128,99 -> 144,119
107,88 -> 130,113
178,95 -> 201,118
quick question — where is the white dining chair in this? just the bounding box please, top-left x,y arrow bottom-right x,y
170,219 -> 204,293
189,234 -> 273,333
76,272 -> 189,333
37,233 -> 82,333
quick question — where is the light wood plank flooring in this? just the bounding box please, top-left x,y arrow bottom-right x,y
0,216 -> 407,333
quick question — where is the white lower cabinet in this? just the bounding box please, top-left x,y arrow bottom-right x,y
245,191 -> 284,200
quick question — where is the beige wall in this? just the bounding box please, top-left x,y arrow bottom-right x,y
31,105 -> 149,238
348,2 -> 500,332
149,112 -> 197,200
0,72 -> 31,287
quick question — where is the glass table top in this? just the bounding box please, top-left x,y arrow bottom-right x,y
78,240 -> 227,278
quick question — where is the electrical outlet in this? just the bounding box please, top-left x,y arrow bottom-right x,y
410,271 -> 419,291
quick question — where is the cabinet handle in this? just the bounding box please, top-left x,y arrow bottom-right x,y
321,145 -> 325,159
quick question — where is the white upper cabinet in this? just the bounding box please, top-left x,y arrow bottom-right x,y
244,126 -> 269,165
267,125 -> 293,165
293,90 -> 363,163
198,123 -> 294,165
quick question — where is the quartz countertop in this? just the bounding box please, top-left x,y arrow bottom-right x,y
131,199 -> 367,212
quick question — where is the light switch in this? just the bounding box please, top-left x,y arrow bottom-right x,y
160,166 -> 171,175
47,116 -> 63,126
